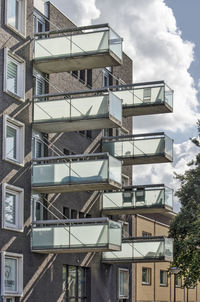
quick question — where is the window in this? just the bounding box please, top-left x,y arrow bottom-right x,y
118,269 -> 129,299
122,222 -> 129,238
142,267 -> 151,285
122,174 -> 129,186
3,115 -> 25,166
32,194 -> 44,222
142,231 -> 152,237
4,49 -> 25,101
87,69 -> 92,88
3,297 -> 14,302
160,270 -> 168,286
102,67 -> 113,87
32,131 -> 44,158
33,71 -> 45,97
1,252 -> 23,296
2,184 -> 24,232
5,0 -> 26,36
135,187 -> 145,203
175,274 -> 182,288
62,265 -> 88,301
80,70 -> 86,84
33,12 -> 45,34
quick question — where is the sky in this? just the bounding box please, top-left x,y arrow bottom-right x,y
49,0 -> 199,211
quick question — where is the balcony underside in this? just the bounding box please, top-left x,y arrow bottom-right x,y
123,102 -> 173,117
102,205 -> 173,216
33,51 -> 121,74
121,154 -> 172,166
32,180 -> 122,194
32,243 -> 120,254
102,256 -> 166,264
33,115 -> 121,133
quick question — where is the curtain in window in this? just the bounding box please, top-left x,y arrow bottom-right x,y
7,59 -> 18,94
5,257 -> 17,292
6,125 -> 17,160
5,192 -> 16,225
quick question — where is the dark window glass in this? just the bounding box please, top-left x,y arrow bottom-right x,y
80,70 -> 85,83
87,69 -> 92,88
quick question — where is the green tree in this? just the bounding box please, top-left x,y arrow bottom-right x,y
169,121 -> 200,287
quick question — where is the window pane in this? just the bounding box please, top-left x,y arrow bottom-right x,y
36,141 -> 42,158
7,59 -> 18,94
5,192 -> 16,225
68,266 -> 76,297
6,125 -> 17,160
78,267 -> 86,297
7,0 -> 18,28
5,258 -> 17,292
119,270 -> 129,298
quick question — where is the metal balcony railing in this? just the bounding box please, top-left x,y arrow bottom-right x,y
33,91 -> 122,133
102,236 -> 173,263
33,24 -> 122,73
31,218 -> 122,253
32,153 -> 122,193
102,184 -> 173,216
102,132 -> 173,165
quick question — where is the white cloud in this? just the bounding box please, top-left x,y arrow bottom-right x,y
132,140 -> 199,212
49,0 -> 100,25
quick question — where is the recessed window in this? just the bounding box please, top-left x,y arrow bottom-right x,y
118,268 -> 129,299
62,265 -> 88,301
142,267 -> 151,285
3,115 -> 25,166
2,184 -> 24,232
32,131 -> 44,159
5,0 -> 26,37
4,49 -> 25,101
175,274 -> 182,288
3,297 -> 15,302
142,231 -> 152,237
33,12 -> 45,34
1,252 -> 23,297
160,270 -> 168,286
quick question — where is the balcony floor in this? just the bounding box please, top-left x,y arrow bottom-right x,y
121,154 -> 172,166
32,243 -> 121,254
102,205 -> 173,216
33,51 -> 121,74
32,180 -> 122,193
33,115 -> 121,133
123,102 -> 173,117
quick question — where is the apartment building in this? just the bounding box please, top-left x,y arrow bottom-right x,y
0,0 -> 181,301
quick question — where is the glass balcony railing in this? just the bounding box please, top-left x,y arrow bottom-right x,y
102,184 -> 173,215
31,218 -> 122,253
102,237 -> 173,263
33,24 -> 122,73
102,133 -> 173,165
32,153 -> 122,193
33,91 -> 122,133
112,81 -> 173,117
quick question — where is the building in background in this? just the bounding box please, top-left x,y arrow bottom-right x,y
0,1 -> 196,302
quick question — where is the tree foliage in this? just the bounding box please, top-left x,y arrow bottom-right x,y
169,120 -> 200,287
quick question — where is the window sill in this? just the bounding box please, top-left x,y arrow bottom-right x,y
2,226 -> 24,233
142,282 -> 151,286
3,292 -> 23,297
5,24 -> 26,40
4,90 -> 25,103
3,158 -> 24,168
160,284 -> 168,287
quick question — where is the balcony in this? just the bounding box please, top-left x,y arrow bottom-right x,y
32,153 -> 122,193
113,81 -> 173,117
102,236 -> 173,263
102,133 -> 173,165
31,218 -> 122,253
102,184 -> 173,216
33,91 -> 122,133
33,24 -> 122,73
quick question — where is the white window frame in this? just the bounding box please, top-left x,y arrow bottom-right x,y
118,268 -> 129,300
3,297 -> 15,302
32,130 -> 44,159
33,11 -> 46,34
5,0 -> 26,38
2,183 -> 24,232
1,252 -> 23,297
4,48 -> 25,101
3,115 -> 25,166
